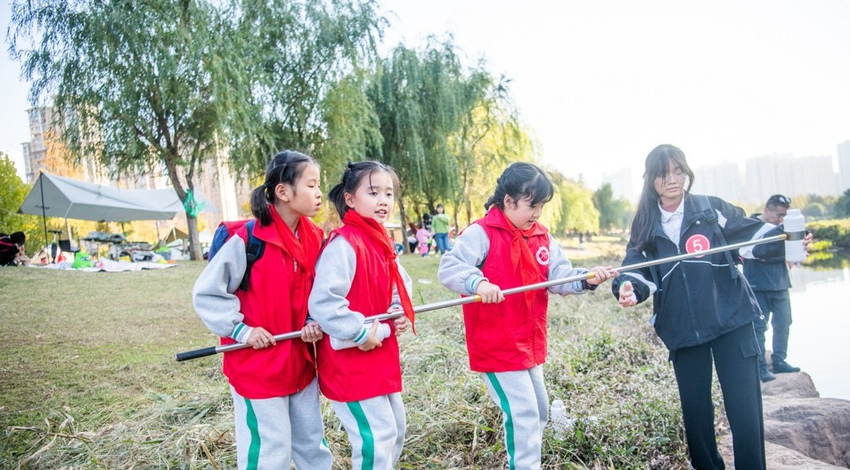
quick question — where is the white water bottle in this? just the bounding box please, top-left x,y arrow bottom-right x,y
550,399 -> 570,439
330,322 -> 391,350
783,209 -> 806,263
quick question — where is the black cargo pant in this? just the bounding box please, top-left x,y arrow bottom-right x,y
670,323 -> 765,470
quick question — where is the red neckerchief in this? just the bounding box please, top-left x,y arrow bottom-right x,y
342,209 -> 416,333
269,205 -> 319,280
486,206 -> 544,311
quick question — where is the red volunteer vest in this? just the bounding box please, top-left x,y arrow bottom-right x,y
462,208 -> 550,372
221,218 -> 324,399
315,225 -> 402,402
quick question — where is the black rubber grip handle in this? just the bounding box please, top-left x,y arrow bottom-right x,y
175,346 -> 218,362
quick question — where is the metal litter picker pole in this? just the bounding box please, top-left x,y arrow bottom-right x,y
175,233 -> 787,361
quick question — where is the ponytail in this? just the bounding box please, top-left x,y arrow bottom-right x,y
485,162 -> 554,211
250,150 -> 317,226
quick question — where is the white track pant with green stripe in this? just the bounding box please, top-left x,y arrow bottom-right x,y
230,378 -> 332,470
482,366 -> 549,470
331,393 -> 405,470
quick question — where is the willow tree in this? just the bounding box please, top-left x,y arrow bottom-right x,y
9,0 -> 383,259
229,0 -> 384,174
545,170 -> 600,236
367,39 -> 499,244
450,75 -> 533,228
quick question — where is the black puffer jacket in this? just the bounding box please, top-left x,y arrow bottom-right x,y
612,194 -> 784,351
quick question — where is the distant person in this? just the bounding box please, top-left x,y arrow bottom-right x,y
0,232 -> 28,266
416,223 -> 431,257
432,203 -> 452,255
0,233 -> 17,266
612,144 -> 808,470
193,150 -> 332,470
439,162 -> 616,470
741,194 -> 811,382
10,232 -> 30,266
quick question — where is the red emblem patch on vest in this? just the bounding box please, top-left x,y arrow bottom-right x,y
536,246 -> 550,265
685,234 -> 710,258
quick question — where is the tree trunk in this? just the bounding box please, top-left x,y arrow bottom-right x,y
397,197 -> 412,255
187,214 -> 202,260
162,150 -> 203,260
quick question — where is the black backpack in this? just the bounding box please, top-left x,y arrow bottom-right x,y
207,220 -> 265,291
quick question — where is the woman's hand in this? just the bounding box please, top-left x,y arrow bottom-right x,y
586,266 -> 618,286
618,280 -> 638,307
246,327 -> 276,349
476,280 -> 504,303
357,321 -> 383,351
300,322 -> 324,343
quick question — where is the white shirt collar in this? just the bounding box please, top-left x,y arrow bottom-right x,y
658,197 -> 684,222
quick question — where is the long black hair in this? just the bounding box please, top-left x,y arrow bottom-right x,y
250,150 -> 318,226
484,162 -> 554,211
630,144 -> 695,251
328,161 -> 400,218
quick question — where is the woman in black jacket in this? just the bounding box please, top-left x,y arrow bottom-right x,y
613,144 -> 788,470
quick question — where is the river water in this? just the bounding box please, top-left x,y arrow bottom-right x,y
766,258 -> 850,401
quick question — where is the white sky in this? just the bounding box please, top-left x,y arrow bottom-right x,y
3,0 -> 850,190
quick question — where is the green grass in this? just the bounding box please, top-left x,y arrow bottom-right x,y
0,246 -> 691,469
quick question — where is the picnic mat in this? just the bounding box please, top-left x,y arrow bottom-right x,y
33,259 -> 177,272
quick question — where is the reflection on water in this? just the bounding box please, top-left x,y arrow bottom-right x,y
774,261 -> 850,400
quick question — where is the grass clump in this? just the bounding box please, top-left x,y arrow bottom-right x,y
1,246 -> 692,469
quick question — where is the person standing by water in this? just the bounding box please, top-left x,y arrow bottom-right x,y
432,203 -> 452,255
613,144 -> 802,470
741,194 -> 809,382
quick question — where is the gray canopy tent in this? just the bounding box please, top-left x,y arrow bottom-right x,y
18,172 -> 216,257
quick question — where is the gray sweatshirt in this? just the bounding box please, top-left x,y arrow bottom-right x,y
192,235 -> 255,343
438,223 -> 589,296
308,235 -> 413,345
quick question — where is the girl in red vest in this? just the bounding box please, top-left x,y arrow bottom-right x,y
438,162 -> 616,470
193,151 -> 332,470
308,161 -> 415,470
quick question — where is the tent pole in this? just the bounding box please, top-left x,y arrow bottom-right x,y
38,172 -> 49,262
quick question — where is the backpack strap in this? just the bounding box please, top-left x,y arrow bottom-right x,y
239,220 -> 265,291
694,195 -> 739,279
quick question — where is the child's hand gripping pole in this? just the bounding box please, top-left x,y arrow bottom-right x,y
175,233 -> 787,361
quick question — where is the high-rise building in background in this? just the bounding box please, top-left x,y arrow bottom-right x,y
793,155 -> 839,197
744,153 -> 795,203
642,146 -> 848,205
19,106 -> 250,233
601,168 -> 636,201
693,161 -> 744,203
20,107 -> 54,183
839,140 -> 850,193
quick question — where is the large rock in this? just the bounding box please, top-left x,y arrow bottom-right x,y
762,371 -> 820,398
719,434 -> 848,470
762,395 -> 850,468
716,370 -> 850,469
